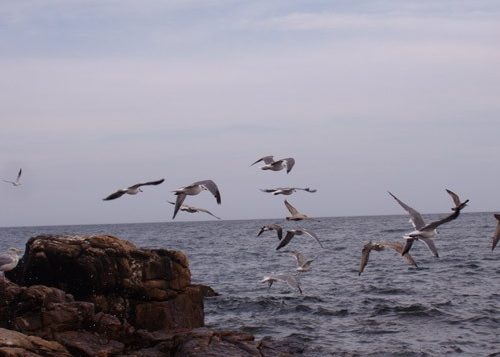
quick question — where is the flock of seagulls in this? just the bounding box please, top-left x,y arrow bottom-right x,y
1,165 -> 499,291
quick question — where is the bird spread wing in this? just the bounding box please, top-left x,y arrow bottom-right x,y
419,237 -> 439,257
401,238 -> 415,256
273,274 -> 302,294
251,155 -> 274,166
197,207 -> 221,219
194,180 -> 221,204
2,180 -> 14,184
130,178 -> 165,189
16,168 -> 22,183
359,242 -> 373,275
388,192 -> 426,230
300,228 -> 324,248
301,188 -> 317,193
260,188 -> 276,193
283,158 -> 295,173
291,251 -> 306,266
421,209 -> 460,231
445,189 -> 461,207
276,231 -> 295,250
172,193 -> 187,219
381,241 -> 418,267
103,189 -> 128,201
284,200 -> 299,215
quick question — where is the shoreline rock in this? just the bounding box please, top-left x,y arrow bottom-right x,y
0,234 -> 301,356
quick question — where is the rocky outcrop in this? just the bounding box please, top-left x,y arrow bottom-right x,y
0,234 -> 299,356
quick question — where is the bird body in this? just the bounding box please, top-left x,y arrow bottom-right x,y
359,241 -> 417,275
388,190 -> 467,257
284,200 -> 317,221
290,251 -> 315,272
261,187 -> 317,196
257,224 -> 283,240
167,201 -> 220,219
261,273 -> 302,294
251,156 -> 295,174
172,180 -> 221,219
0,248 -> 21,278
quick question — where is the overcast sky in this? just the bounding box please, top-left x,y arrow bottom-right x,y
1,0 -> 499,227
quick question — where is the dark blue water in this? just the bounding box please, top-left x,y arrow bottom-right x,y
1,212 -> 499,356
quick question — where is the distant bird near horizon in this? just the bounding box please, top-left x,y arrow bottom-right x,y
167,201 -> 221,219
492,214 -> 500,251
260,187 -> 317,195
358,241 -> 418,276
388,189 -> 468,257
103,178 -> 165,200
261,273 -> 302,294
2,168 -> 22,187
284,200 -> 318,222
276,228 -> 323,250
290,251 -> 315,272
251,155 -> 295,174
257,224 -> 283,240
172,180 -> 221,219
0,248 -> 21,281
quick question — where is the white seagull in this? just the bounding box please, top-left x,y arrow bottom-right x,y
251,155 -> 295,174
276,228 -> 323,250
257,224 -> 283,240
260,187 -> 317,196
0,248 -> 22,280
358,241 -> 418,276
167,201 -> 220,219
388,190 -> 468,257
290,251 -> 315,272
2,168 -> 22,186
284,200 -> 318,221
172,180 -> 221,219
261,273 -> 302,294
103,178 -> 165,200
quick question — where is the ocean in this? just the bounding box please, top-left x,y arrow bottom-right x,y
1,212 -> 499,356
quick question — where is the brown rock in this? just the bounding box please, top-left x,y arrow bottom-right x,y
55,331 -> 124,357
0,328 -> 71,357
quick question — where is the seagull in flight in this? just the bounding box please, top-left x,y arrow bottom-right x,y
261,273 -> 302,294
290,251 -> 315,272
257,224 -> 283,240
276,228 -> 323,250
167,201 -> 220,219
492,214 -> 500,251
284,200 -> 318,221
103,179 -> 165,200
172,180 -> 221,219
388,189 -> 468,257
2,168 -> 22,186
358,241 -> 418,276
251,155 -> 295,174
260,187 -> 317,195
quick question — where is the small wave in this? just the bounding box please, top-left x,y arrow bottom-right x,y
381,228 -> 407,233
314,307 -> 349,317
370,303 -> 445,317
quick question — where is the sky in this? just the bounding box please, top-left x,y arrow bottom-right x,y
1,0 -> 499,227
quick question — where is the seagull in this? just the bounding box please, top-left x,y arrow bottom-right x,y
290,251 -> 315,272
388,190 -> 467,257
492,214 -> 500,251
172,180 -> 221,219
276,228 -> 323,250
103,178 -> 165,200
261,273 -> 302,294
251,156 -> 295,174
257,224 -> 283,240
358,241 -> 418,276
0,248 -> 22,280
284,200 -> 318,221
446,189 -> 469,211
167,202 -> 220,219
260,187 -> 317,195
2,168 -> 22,186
